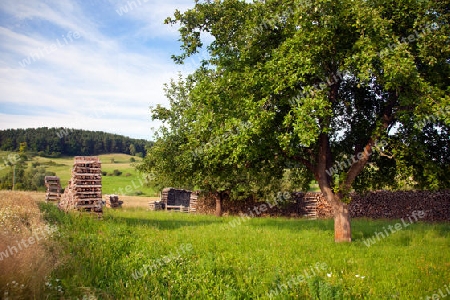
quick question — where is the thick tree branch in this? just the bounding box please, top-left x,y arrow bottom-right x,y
292,155 -> 315,174
281,150 -> 315,174
342,93 -> 398,192
317,133 -> 335,203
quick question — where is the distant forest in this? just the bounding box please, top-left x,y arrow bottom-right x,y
0,127 -> 152,157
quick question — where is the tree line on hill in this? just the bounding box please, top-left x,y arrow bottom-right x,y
0,128 -> 152,157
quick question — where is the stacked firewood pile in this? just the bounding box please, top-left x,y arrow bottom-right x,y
315,194 -> 333,218
349,190 -> 450,221
196,190 -> 450,221
197,192 -> 314,218
104,194 -> 123,208
59,156 -> 102,213
189,192 -> 198,212
44,176 -> 61,201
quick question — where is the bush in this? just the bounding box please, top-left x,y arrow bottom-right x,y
113,169 -> 122,176
50,152 -> 61,158
102,171 -> 107,176
130,157 -> 136,163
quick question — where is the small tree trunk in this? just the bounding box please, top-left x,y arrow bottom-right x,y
333,200 -> 351,242
215,192 -> 223,217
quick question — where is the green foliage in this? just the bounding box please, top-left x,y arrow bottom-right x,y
0,157 -> 57,191
155,0 -> 450,205
38,205 -> 450,299
308,276 -> 344,300
112,169 -> 122,176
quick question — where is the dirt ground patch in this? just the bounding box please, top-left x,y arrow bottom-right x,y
113,195 -> 159,209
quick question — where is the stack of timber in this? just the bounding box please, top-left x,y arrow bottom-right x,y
349,190 -> 450,221
301,192 -> 319,219
149,200 -> 164,211
104,194 -> 123,208
44,176 -> 61,201
151,188 -> 197,212
59,156 -> 103,213
189,192 -> 198,213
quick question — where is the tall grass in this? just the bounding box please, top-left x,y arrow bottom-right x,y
0,191 -> 60,299
39,205 -> 450,299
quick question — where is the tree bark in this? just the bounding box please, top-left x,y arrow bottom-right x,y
215,192 -> 223,217
315,133 -> 352,242
333,199 -> 352,242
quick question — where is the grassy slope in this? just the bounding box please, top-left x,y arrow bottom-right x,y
41,204 -> 450,299
0,152 -> 158,196
0,192 -> 59,298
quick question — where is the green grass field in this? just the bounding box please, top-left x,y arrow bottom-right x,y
0,152 -> 158,196
40,203 -> 450,299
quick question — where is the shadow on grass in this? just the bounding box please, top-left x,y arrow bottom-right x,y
105,214 -> 225,230
246,217 -> 334,232
350,218 -> 450,242
247,217 -> 450,242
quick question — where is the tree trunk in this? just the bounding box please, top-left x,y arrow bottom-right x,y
215,192 -> 223,217
333,200 -> 352,242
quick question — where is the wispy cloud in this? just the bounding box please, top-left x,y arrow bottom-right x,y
0,0 -> 195,140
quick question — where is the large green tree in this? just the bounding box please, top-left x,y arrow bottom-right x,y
145,0 -> 449,242
138,73 -> 288,216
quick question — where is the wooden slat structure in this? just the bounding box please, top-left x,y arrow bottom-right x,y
149,188 -> 198,213
104,194 -> 123,208
189,192 -> 198,213
59,156 -> 103,213
45,176 -> 61,201
301,193 -> 318,219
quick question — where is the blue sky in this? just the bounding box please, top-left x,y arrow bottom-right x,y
0,0 -> 204,140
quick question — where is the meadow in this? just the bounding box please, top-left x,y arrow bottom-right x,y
35,203 -> 450,299
0,151 -> 158,196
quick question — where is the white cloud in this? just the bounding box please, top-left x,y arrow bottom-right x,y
0,0 -> 197,140
111,0 -> 193,39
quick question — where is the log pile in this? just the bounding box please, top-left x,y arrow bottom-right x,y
315,194 -> 333,218
349,190 -> 450,221
149,201 -> 164,211
297,192 -> 319,219
104,194 -> 123,208
44,176 -> 61,201
195,190 -> 450,221
197,192 -> 311,218
189,192 -> 199,213
59,156 -> 102,213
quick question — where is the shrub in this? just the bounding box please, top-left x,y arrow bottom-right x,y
113,169 -> 122,176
